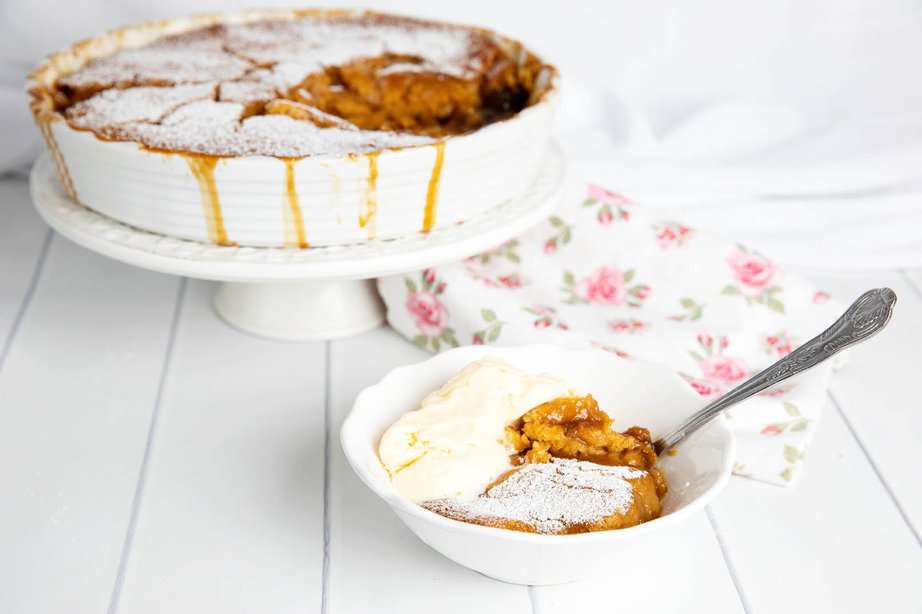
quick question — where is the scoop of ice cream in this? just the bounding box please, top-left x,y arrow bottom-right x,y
378,358 -> 573,502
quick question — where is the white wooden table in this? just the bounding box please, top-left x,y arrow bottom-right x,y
1,175 -> 920,613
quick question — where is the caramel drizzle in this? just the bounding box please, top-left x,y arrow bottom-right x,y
282,159 -> 309,248
183,154 -> 233,246
422,141 -> 445,233
358,151 -> 379,237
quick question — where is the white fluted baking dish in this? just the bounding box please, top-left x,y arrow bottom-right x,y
28,9 -> 559,249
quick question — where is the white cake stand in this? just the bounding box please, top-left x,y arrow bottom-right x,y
30,146 -> 565,340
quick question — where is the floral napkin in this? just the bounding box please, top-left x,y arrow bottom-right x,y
377,175 -> 843,486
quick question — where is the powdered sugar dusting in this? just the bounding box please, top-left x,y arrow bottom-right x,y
266,100 -> 360,130
217,70 -> 281,104
223,17 -> 481,80
57,13 -> 487,156
237,115 -> 432,156
121,103 -> 432,157
160,100 -> 243,126
423,459 -> 645,534
67,83 -> 216,129
59,31 -> 250,92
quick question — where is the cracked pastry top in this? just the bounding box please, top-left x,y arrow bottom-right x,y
29,11 -> 554,158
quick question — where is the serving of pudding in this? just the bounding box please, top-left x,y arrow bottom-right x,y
343,345 -> 734,584
28,9 -> 557,248
378,359 -> 667,535
423,458 -> 663,534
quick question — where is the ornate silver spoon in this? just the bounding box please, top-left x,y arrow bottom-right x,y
653,287 -> 897,455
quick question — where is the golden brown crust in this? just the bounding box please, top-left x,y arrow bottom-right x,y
27,9 -> 357,123
27,9 -> 558,148
286,49 -> 540,136
506,395 -> 661,472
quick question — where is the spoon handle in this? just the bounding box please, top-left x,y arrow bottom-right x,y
653,287 -> 897,455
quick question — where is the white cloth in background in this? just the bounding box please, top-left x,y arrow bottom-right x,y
556,84 -> 922,270
2,0 -> 921,267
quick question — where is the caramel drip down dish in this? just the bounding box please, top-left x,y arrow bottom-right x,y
28,9 -> 558,248
378,359 -> 668,535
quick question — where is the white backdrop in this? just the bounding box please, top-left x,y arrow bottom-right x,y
4,0 -> 921,268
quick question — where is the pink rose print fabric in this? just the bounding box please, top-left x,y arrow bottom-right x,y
379,175 -> 843,487
403,269 -> 459,351
406,289 -> 445,336
691,334 -> 749,389
582,267 -> 625,304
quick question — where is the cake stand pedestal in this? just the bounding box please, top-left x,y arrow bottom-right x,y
213,280 -> 385,340
29,147 -> 565,340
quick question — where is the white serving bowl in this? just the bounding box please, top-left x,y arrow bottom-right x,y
340,345 -> 735,586
29,8 -> 558,249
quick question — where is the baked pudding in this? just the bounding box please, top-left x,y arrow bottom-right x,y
423,458 -> 664,534
378,359 -> 667,535
28,9 -> 557,248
